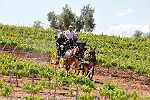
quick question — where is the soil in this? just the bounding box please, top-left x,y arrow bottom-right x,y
0,45 -> 150,100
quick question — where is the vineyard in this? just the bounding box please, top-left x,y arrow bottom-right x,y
0,24 -> 150,100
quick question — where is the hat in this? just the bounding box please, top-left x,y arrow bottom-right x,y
60,32 -> 63,35
69,25 -> 73,28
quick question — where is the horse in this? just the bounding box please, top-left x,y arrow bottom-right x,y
80,47 -> 96,80
63,45 -> 84,74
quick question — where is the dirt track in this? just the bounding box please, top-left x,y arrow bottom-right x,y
0,45 -> 150,100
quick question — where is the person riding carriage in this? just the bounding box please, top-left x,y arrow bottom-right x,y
50,25 -> 66,56
50,25 -> 65,38
56,32 -> 66,57
65,25 -> 78,47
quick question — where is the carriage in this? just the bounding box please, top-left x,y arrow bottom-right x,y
50,37 -> 96,79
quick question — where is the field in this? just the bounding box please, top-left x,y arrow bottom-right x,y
0,24 -> 150,100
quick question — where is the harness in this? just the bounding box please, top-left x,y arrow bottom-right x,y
81,52 -> 96,65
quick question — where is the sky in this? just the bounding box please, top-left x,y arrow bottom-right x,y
0,0 -> 149,37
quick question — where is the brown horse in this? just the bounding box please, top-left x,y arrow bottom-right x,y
63,46 -> 81,74
80,47 -> 96,79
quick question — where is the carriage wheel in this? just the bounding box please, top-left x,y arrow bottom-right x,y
59,58 -> 64,70
50,53 -> 56,69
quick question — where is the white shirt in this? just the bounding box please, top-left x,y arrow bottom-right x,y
65,30 -> 77,39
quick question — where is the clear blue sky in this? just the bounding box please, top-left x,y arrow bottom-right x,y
0,0 -> 149,36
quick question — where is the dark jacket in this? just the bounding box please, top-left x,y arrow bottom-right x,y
56,37 -> 66,45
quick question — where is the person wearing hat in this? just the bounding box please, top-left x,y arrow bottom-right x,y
65,25 -> 77,46
74,33 -> 79,42
65,25 -> 77,40
56,32 -> 66,56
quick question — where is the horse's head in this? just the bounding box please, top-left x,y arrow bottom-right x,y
73,46 -> 80,56
89,46 -> 96,62
73,45 -> 86,59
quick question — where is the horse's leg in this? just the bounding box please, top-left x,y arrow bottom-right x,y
81,64 -> 85,75
88,68 -> 90,78
67,68 -> 69,73
84,66 -> 88,76
73,58 -> 76,74
74,63 -> 77,74
90,67 -> 94,80
88,64 -> 92,78
64,61 -> 69,73
87,63 -> 94,80
74,64 -> 76,73
74,58 -> 79,75
88,67 -> 94,80
87,62 -> 92,76
75,63 -> 80,75
67,62 -> 70,73
77,63 -> 80,75
66,65 -> 70,74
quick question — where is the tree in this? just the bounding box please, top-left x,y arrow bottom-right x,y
47,4 -> 96,32
32,20 -> 43,29
59,4 -> 76,30
84,10 -> 95,32
145,33 -> 150,38
81,4 -> 95,32
57,15 -> 64,28
133,30 -> 143,37
47,11 -> 58,29
75,16 -> 84,32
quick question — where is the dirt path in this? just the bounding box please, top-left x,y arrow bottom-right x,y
0,45 -> 150,100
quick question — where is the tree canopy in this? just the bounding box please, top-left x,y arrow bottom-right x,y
47,4 -> 95,32
133,30 -> 143,37
47,11 -> 58,28
32,20 -> 43,29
